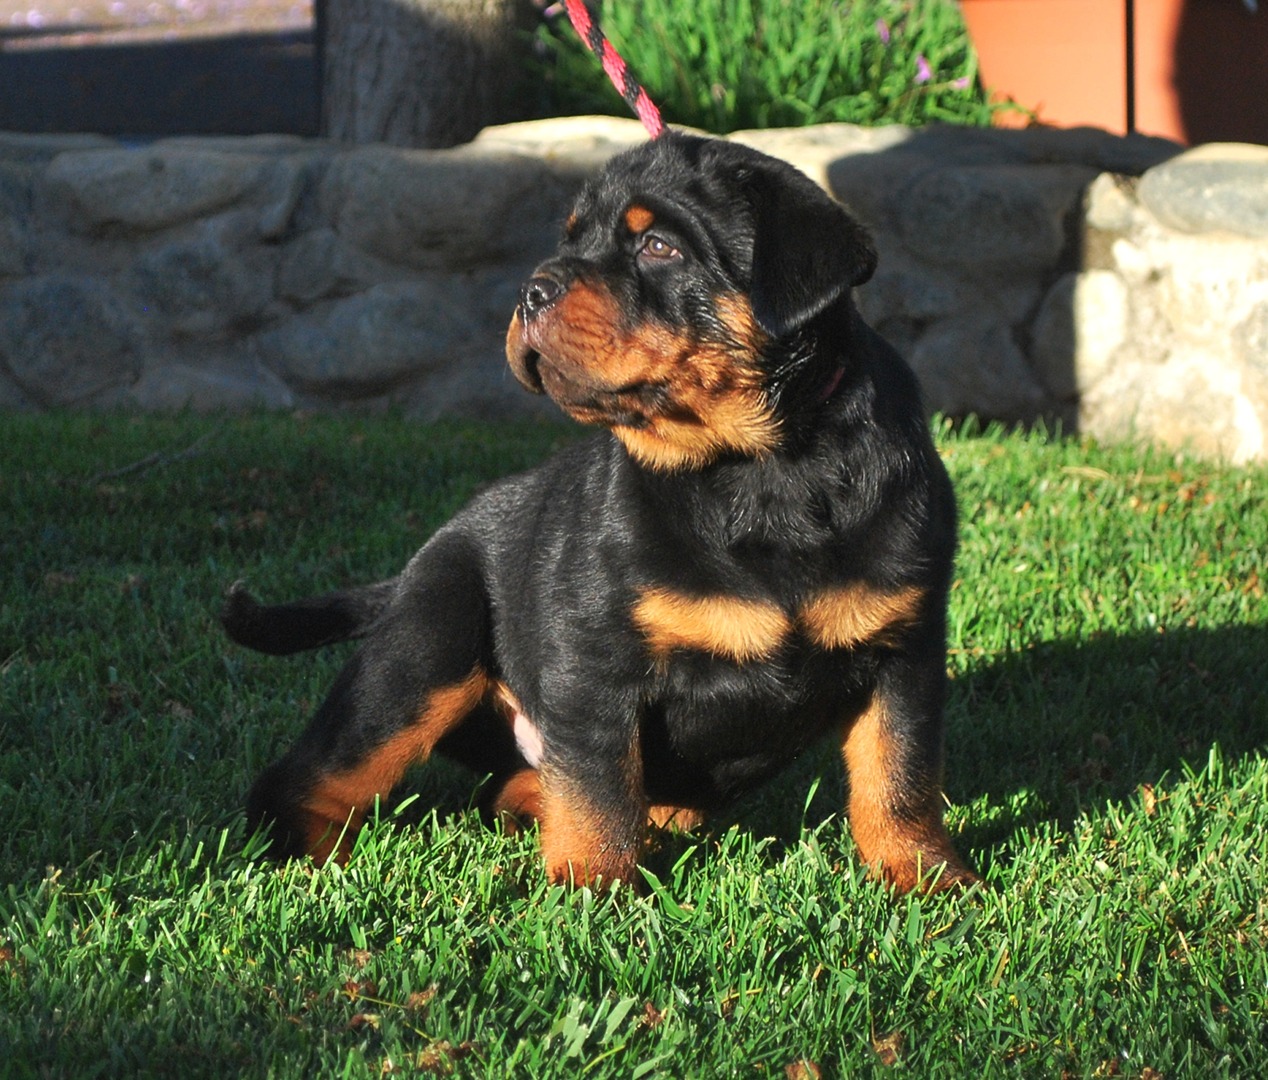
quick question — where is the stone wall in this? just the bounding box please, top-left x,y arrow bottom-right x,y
2,117 -> 1266,461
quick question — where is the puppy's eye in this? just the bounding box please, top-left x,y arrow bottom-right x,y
639,236 -> 681,262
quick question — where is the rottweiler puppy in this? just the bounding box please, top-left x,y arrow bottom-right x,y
223,132 -> 978,893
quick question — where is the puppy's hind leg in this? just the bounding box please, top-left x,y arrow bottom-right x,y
246,534 -> 493,863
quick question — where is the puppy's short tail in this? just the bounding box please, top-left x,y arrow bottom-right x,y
221,579 -> 398,655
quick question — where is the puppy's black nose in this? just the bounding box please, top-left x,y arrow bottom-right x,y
519,275 -> 563,320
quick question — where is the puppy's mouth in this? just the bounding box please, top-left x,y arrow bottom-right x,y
505,307 -> 667,429
504,314 -> 545,394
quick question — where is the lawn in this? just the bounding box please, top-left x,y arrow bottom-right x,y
1,413 -> 1265,1077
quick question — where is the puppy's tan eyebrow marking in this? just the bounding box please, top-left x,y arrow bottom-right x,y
624,204 -> 656,234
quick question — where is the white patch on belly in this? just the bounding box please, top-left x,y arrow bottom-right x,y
512,710 -> 544,768
492,682 -> 544,768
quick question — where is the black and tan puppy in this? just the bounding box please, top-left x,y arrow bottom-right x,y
223,132 -> 978,893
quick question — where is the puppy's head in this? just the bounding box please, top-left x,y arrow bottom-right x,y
506,133 -> 876,472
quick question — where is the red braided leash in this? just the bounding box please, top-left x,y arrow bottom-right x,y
562,0 -> 665,139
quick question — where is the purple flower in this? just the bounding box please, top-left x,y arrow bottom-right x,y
915,55 -> 932,84
952,76 -> 970,90
875,19 -> 891,45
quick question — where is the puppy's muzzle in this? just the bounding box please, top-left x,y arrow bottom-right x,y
506,273 -> 566,394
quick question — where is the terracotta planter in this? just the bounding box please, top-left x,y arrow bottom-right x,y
961,0 -> 1268,145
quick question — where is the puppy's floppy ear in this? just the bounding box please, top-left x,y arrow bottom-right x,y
742,160 -> 877,340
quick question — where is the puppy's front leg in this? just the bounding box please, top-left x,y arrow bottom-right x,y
841,649 -> 979,893
536,730 -> 647,888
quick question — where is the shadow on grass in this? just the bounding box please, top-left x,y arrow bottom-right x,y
950,622 -> 1268,812
9,625 -> 1265,1080
383,622 -> 1268,881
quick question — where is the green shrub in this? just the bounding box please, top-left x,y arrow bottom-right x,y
536,0 -> 997,132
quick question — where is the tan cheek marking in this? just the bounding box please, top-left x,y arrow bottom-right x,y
533,284 -> 780,472
613,294 -> 778,472
624,204 -> 655,233
714,293 -> 767,350
799,584 -> 925,650
632,587 -> 792,663
842,697 -> 976,894
298,668 -> 489,863
543,283 -> 678,392
614,384 -> 779,471
551,282 -> 625,358
603,318 -> 693,389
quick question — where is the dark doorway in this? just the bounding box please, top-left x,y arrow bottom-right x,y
0,0 -> 319,136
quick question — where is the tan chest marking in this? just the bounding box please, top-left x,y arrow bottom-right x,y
633,582 -> 924,664
632,587 -> 793,663
797,583 -> 925,650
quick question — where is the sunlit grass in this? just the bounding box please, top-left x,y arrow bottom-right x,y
2,414 -> 1265,1077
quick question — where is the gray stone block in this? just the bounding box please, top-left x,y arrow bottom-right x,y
45,147 -> 271,232
0,275 -> 144,405
897,164 -> 1096,274
257,279 -> 490,397
1138,143 -> 1268,238
908,314 -> 1046,420
128,233 -> 275,339
128,356 -> 297,412
322,145 -> 569,272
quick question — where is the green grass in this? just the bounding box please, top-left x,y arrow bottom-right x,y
2,413 -> 1266,1077
537,0 -> 1000,133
